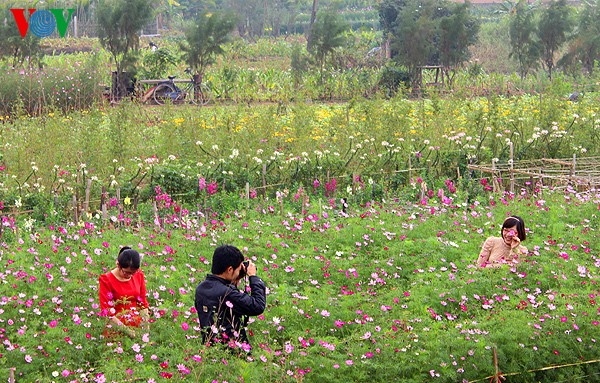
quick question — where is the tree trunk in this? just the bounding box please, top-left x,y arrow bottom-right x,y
307,0 -> 318,51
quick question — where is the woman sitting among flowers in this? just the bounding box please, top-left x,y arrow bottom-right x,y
476,215 -> 528,268
99,246 -> 150,338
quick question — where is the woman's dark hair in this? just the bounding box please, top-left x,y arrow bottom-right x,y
117,246 -> 141,269
501,215 -> 526,241
211,245 -> 244,275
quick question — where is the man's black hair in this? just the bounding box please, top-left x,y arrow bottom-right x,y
211,245 -> 244,275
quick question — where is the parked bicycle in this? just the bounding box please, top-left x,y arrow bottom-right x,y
140,70 -> 212,106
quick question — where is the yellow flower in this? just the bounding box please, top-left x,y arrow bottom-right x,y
124,197 -> 131,206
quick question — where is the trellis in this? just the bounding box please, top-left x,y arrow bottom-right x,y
467,144 -> 600,193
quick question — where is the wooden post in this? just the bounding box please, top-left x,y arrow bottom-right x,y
491,159 -> 500,193
102,202 -> 107,225
571,154 -> 577,177
100,186 -> 106,209
245,182 -> 250,212
83,179 -> 92,213
9,367 -> 15,383
261,164 -> 267,198
529,175 -> 534,194
492,347 -> 502,383
72,195 -> 78,222
509,142 -> 515,194
117,187 -> 123,226
408,155 -> 412,182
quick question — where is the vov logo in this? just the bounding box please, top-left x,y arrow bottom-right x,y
10,8 -> 75,38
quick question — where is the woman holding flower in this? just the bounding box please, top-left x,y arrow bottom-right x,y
99,246 -> 150,338
476,216 -> 528,268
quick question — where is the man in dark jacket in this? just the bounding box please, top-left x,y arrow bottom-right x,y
195,245 -> 266,352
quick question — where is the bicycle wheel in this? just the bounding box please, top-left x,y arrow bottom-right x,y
182,82 -> 198,105
152,83 -> 177,105
198,83 -> 212,106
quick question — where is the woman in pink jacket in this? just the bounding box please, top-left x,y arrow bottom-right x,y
477,216 -> 528,268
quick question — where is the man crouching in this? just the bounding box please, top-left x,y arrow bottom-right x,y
195,245 -> 266,353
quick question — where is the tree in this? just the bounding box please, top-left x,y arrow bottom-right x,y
558,0 -> 600,74
391,0 -> 437,84
508,0 -> 540,80
306,0 -> 319,50
0,4 -> 44,67
381,0 -> 478,87
438,2 -> 480,84
537,0 -> 572,79
307,10 -> 348,75
378,0 -> 406,58
180,11 -> 237,80
97,0 -> 155,97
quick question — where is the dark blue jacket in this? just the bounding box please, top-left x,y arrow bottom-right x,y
195,274 -> 266,346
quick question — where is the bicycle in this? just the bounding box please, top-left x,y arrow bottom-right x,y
140,71 -> 212,106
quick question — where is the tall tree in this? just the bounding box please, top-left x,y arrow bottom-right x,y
572,0 -> 600,74
537,0 -> 572,79
306,0 -> 319,50
438,2 -> 480,84
392,0 -> 437,85
558,0 -> 600,76
97,0 -> 155,75
180,11 -> 237,79
381,0 -> 478,87
307,10 -> 347,74
508,0 -> 540,80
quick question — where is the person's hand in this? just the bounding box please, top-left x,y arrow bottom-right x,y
124,327 -> 137,339
510,236 -> 521,249
245,261 -> 257,277
140,308 -> 150,331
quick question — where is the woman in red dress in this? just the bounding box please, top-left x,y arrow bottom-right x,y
99,247 -> 150,338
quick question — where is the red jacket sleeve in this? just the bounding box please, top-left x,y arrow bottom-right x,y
98,273 -> 115,316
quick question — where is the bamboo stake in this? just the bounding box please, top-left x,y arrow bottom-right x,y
72,195 -> 78,223
509,142 -> 514,194
83,179 -> 92,213
245,182 -> 250,213
261,164 -> 267,198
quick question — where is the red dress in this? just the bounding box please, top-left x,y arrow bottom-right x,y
99,271 -> 149,328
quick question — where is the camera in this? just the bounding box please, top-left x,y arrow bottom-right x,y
238,260 -> 250,278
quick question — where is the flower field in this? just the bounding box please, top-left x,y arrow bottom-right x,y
1,30 -> 600,383
1,183 -> 599,382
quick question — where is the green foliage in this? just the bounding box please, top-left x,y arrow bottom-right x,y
0,5 -> 44,67
537,0 -> 572,79
308,11 -> 348,72
559,0 -> 600,75
391,0 -> 437,81
0,52 -> 104,116
438,2 -> 480,70
377,64 -> 410,97
140,47 -> 178,79
387,0 -> 479,86
508,0 -> 541,79
180,11 -> 237,78
1,187 -> 600,382
96,0 -> 156,74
